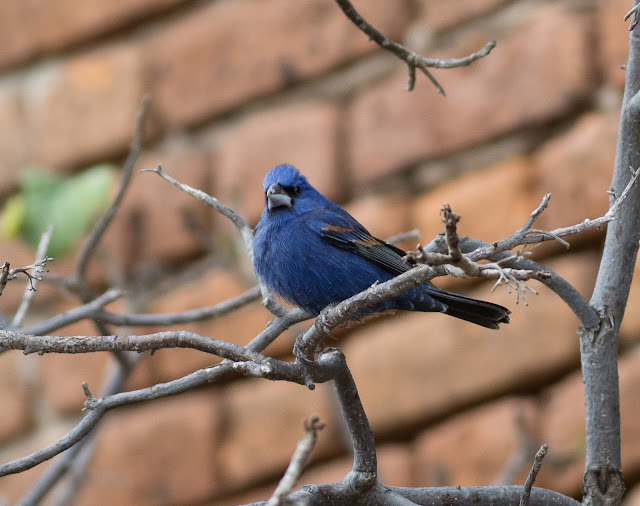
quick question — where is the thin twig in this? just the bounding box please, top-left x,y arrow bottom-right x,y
404,206 -> 550,304
21,285 -> 260,336
19,288 -> 123,336
520,444 -> 548,506
144,164 -> 287,316
493,409 -> 537,486
625,4 -> 640,31
333,0 -> 495,94
0,259 -> 53,298
144,164 -> 253,258
12,226 -> 54,328
74,95 -> 150,285
267,416 -> 325,506
385,229 -> 419,245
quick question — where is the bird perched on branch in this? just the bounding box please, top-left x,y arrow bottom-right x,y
253,164 -> 510,329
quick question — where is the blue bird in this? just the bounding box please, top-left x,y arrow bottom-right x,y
253,164 -> 510,329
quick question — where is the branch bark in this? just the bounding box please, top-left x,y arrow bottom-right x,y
333,0 -> 495,94
578,2 -> 640,503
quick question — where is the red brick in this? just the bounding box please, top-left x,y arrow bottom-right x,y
0,422 -> 73,503
417,0 -> 511,32
414,398 -> 537,486
345,192 -> 412,246
24,42 -> 144,171
533,113 -> 619,233
146,0 -> 412,127
0,87 -> 30,189
609,350 -> 640,485
77,391 -> 222,505
0,0 -> 186,69
0,353 -> 32,444
625,484 -> 640,506
37,311 -> 111,415
347,5 -> 594,185
143,269 -> 292,381
214,102 -> 341,225
411,157 -> 538,244
376,444 -> 415,487
342,251 -> 598,435
216,380 -> 342,492
102,145 -> 213,271
599,0 -> 630,89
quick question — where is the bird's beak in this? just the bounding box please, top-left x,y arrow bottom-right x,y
266,182 -> 292,211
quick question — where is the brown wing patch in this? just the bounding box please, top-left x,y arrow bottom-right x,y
324,224 -> 354,233
355,236 -> 383,248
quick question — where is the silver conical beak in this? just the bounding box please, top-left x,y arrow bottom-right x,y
266,183 -> 292,211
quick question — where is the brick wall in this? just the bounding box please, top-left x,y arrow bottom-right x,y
2,0 -> 640,504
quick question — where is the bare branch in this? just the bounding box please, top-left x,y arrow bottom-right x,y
625,4 -> 640,31
12,226 -> 54,328
144,164 -> 287,317
0,261 -> 8,296
267,416 -> 325,506
246,484 -> 580,506
405,205 -> 551,302
21,285 -> 261,336
520,445 -> 548,506
0,308 -> 308,476
385,229 -> 419,245
17,353 -> 139,505
18,288 -> 123,336
0,329 -> 268,363
333,0 -> 495,94
577,7 -> 640,500
144,164 -> 253,257
0,258 -> 54,298
74,95 -> 150,285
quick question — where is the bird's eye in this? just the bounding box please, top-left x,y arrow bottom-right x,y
293,186 -> 301,196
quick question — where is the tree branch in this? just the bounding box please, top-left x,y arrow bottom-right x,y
144,164 -> 286,316
266,416 -> 325,506
0,329 -> 269,363
0,308 -> 308,476
333,0 -> 495,94
12,226 -> 53,328
74,95 -> 150,286
520,444 -> 548,506
578,2 -> 640,502
0,258 -> 53,298
17,353 -> 139,506
20,285 -> 261,336
245,484 -> 580,506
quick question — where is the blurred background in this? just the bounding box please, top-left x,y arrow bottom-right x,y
2,0 -> 640,504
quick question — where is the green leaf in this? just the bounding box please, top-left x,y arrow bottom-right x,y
19,165 -> 118,257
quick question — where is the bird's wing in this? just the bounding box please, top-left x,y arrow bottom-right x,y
304,207 -> 410,276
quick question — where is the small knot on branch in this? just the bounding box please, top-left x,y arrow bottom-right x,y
82,382 -> 101,411
343,470 -> 378,493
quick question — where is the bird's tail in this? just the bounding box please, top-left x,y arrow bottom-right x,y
427,286 -> 511,330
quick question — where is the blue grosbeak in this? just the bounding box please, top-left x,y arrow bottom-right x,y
253,164 -> 510,329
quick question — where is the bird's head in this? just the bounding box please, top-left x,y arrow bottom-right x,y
262,164 -> 321,214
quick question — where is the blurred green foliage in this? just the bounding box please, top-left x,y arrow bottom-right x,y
0,165 -> 117,258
